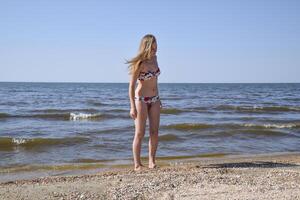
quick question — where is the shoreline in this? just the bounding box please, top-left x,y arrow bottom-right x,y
1,151 -> 297,183
1,151 -> 300,199
0,152 -> 230,183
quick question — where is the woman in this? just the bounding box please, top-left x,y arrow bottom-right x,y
126,34 -> 162,171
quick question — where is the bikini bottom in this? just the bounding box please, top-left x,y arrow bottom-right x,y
134,95 -> 161,109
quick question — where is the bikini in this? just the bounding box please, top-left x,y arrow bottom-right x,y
135,67 -> 161,109
137,67 -> 160,81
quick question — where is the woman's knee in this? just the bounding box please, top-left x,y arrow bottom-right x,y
149,129 -> 159,136
134,131 -> 145,141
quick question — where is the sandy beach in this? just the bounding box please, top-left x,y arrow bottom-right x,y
1,152 -> 300,200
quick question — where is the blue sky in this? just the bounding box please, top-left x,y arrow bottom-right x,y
0,0 -> 299,83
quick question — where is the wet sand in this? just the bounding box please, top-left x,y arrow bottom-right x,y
1,152 -> 300,200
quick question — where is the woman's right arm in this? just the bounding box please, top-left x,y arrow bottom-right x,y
129,72 -> 138,108
128,63 -> 141,119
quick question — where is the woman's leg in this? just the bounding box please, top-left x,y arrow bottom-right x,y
133,100 -> 148,170
148,99 -> 161,168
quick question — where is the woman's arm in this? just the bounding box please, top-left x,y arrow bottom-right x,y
128,63 -> 142,119
128,62 -> 142,116
128,70 -> 139,108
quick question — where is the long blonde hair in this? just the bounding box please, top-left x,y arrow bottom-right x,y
126,34 -> 157,75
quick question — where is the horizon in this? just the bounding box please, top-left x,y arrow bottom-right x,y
1,81 -> 299,84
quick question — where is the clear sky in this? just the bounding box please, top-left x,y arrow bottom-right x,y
1,0 -> 299,83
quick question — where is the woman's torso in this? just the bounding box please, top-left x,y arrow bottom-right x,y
135,56 -> 160,97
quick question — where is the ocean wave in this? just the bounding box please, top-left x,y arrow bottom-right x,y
70,112 -> 104,120
0,136 -> 90,151
0,101 -> 29,106
243,123 -> 299,129
215,105 -> 300,112
86,100 -> 107,106
207,129 -> 290,138
163,122 -> 299,131
161,108 -> 185,114
159,134 -> 182,141
161,105 -> 300,114
30,113 -> 71,120
0,112 -> 124,121
69,112 -> 130,120
164,123 -> 213,131
242,129 -> 290,137
281,97 -> 300,102
187,106 -> 209,111
107,109 -> 128,113
82,126 -> 134,135
144,134 -> 182,142
0,113 -> 10,118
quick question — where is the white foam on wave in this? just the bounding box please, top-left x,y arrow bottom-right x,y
244,123 -> 297,129
12,138 -> 28,144
70,112 -> 100,121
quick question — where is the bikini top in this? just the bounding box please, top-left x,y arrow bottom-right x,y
137,67 -> 161,81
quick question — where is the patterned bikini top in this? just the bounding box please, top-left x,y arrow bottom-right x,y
138,67 -> 161,81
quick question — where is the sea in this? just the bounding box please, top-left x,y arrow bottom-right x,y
0,82 -> 300,181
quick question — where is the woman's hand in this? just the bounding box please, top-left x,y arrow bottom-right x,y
130,107 -> 137,119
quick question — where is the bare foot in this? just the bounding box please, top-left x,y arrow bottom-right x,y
148,163 -> 157,169
134,164 -> 145,171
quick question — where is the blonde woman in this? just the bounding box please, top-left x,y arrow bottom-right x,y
126,34 -> 162,171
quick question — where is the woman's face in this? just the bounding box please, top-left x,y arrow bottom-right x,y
151,41 -> 157,55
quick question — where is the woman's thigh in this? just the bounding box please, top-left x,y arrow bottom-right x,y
134,100 -> 148,135
148,100 -> 161,134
